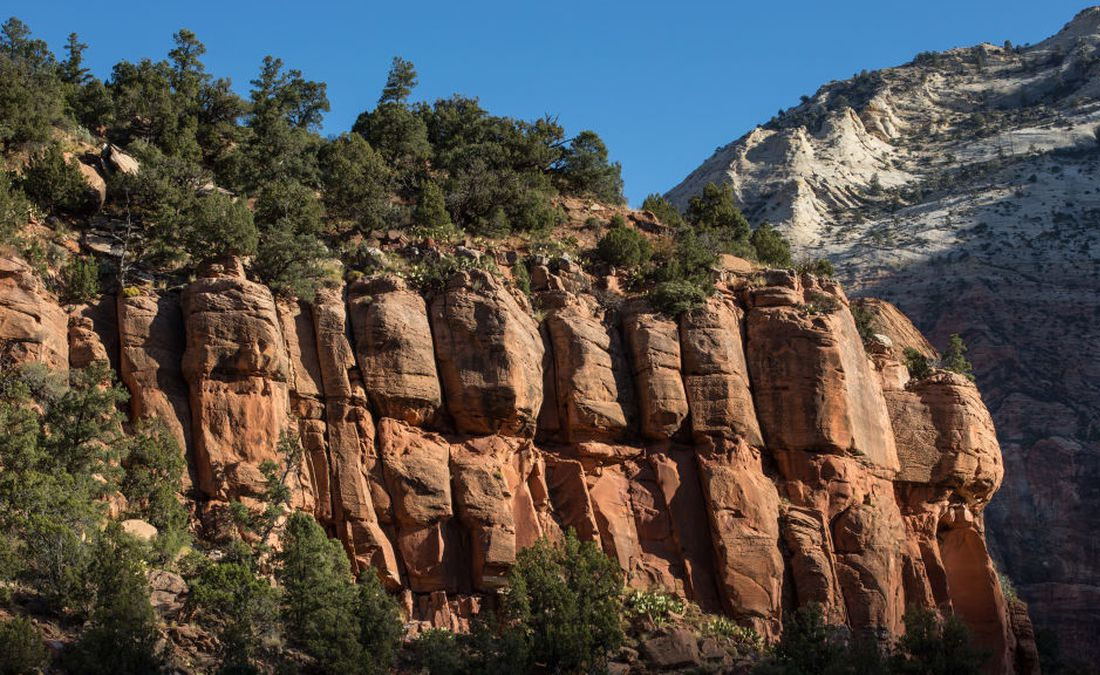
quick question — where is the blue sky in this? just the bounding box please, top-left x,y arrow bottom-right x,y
10,1 -> 1091,204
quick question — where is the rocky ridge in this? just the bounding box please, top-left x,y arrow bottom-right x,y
0,237 -> 1037,672
668,8 -> 1100,659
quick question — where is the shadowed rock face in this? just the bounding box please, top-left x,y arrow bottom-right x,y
31,250 -> 1032,670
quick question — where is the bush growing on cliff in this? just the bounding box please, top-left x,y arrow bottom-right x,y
641,193 -> 683,227
595,223 -> 651,269
686,182 -> 752,255
904,347 -> 933,381
275,511 -> 403,674
754,605 -> 984,675
852,303 -> 877,343
648,279 -> 709,316
250,178 -> 330,299
503,531 -> 624,673
277,511 -> 366,672
0,615 -> 46,674
19,144 -> 90,215
554,130 -> 624,204
796,257 -> 836,278
889,608 -> 985,674
0,18 -> 66,148
59,254 -> 99,304
0,173 -> 29,243
120,419 -> 189,553
941,333 -> 974,380
65,525 -> 164,675
751,222 -> 792,267
187,548 -> 280,672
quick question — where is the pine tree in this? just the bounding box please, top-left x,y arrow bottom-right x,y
277,511 -> 372,673
686,182 -> 751,243
941,333 -> 974,380
750,223 -> 792,267
66,526 -> 163,675
641,193 -> 683,227
504,531 -> 624,673
378,56 -> 417,105
413,179 -> 452,231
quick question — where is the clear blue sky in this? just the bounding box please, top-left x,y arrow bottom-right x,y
10,1 -> 1092,204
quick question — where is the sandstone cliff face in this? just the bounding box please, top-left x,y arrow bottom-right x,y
668,10 -> 1100,655
3,247 -> 1031,669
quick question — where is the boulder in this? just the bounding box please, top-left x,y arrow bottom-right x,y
679,293 -> 762,445
543,294 -> 636,441
0,254 -> 68,371
121,518 -> 158,542
118,291 -> 193,468
887,372 -> 1003,506
348,276 -> 442,426
75,161 -> 106,210
67,314 -> 108,368
181,260 -> 293,501
640,627 -> 701,670
101,143 -> 140,175
430,270 -> 543,437
622,306 -> 688,440
378,419 -> 462,592
746,283 -> 898,472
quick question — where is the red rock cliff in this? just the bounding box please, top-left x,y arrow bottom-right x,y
0,250 -> 1037,671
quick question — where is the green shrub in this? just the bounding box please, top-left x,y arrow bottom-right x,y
502,531 -> 624,673
121,419 -> 188,548
554,130 -> 624,204
319,133 -> 394,230
997,568 -> 1018,602
277,511 -> 365,672
0,615 -> 46,675
703,615 -> 763,654
648,279 -> 709,317
641,193 -> 683,227
251,179 -> 330,299
624,589 -> 684,625
406,253 -> 494,291
802,291 -> 841,315
0,18 -> 67,147
0,174 -> 29,244
852,304 -> 877,343
686,182 -> 750,246
889,608 -> 985,674
19,144 -> 90,214
408,628 -> 463,675
65,526 -> 164,675
59,254 -> 99,304
797,258 -> 836,278
356,569 -> 403,675
941,333 -> 974,380
751,223 -> 792,267
188,552 -> 280,673
512,261 -> 531,297
904,347 -> 933,381
413,180 -> 452,231
595,225 -> 651,269
180,191 -> 257,263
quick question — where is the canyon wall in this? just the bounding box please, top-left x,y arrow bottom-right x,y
0,251 -> 1037,672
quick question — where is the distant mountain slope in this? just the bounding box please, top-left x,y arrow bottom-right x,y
669,7 -> 1100,662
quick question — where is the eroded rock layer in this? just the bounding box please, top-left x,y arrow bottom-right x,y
15,251 -> 1032,672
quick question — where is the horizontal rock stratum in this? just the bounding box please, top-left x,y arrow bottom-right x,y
0,251 -> 1038,673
